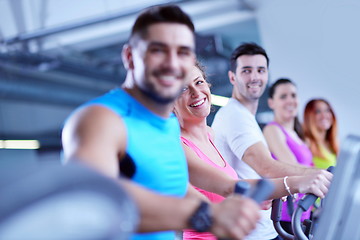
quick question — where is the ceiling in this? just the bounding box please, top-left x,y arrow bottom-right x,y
0,0 -> 262,151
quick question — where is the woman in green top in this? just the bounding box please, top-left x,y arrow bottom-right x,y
303,99 -> 339,169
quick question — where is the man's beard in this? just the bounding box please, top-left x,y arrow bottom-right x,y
139,82 -> 183,105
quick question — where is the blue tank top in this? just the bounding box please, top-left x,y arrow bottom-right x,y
84,88 -> 189,240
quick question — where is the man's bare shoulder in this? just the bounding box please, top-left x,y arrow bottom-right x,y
62,105 -> 127,173
66,105 -> 125,132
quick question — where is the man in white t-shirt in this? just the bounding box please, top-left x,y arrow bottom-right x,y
212,42 -> 332,240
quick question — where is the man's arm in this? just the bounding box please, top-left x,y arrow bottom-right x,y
243,141 -> 317,178
123,179 -> 260,238
62,105 -> 125,176
120,180 -> 201,232
62,106 -> 261,239
184,141 -> 331,199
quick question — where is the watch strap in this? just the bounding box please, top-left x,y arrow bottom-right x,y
189,201 -> 213,232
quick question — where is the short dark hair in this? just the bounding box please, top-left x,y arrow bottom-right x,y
129,5 -> 195,46
230,42 -> 269,72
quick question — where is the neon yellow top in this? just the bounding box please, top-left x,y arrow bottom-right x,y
313,147 -> 337,210
313,146 -> 337,169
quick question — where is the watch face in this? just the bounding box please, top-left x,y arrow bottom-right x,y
190,202 -> 212,232
193,215 -> 211,232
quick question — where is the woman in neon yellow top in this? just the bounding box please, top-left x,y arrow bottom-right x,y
303,99 -> 339,169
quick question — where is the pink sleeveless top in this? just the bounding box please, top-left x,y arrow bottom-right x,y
181,134 -> 238,240
267,121 -> 313,222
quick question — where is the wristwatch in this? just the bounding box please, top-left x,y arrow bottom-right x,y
189,201 -> 213,232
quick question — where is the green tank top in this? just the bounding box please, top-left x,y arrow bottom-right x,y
313,146 -> 336,169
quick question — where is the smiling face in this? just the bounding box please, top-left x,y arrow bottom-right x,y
314,100 -> 334,132
229,54 -> 268,103
174,65 -> 211,123
126,23 -> 195,104
268,82 -> 298,121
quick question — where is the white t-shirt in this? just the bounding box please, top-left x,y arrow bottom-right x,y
212,98 -> 278,240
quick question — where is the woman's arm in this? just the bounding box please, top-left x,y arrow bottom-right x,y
263,124 -> 301,166
183,142 -> 237,197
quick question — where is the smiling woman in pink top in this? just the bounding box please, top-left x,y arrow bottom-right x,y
174,63 -> 332,240
174,62 -> 250,240
263,78 -> 314,234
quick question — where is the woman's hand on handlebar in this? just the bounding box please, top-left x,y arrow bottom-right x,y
288,170 -> 333,198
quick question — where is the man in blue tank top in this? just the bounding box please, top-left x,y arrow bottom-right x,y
62,5 -> 260,240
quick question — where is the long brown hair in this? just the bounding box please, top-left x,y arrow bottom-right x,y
303,99 -> 339,158
268,78 -> 305,140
